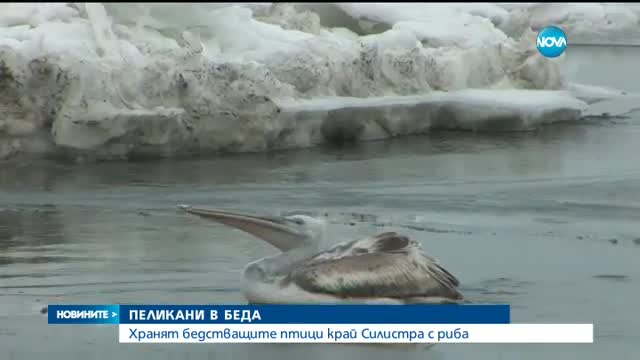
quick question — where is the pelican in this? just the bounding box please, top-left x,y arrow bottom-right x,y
179,205 -> 463,305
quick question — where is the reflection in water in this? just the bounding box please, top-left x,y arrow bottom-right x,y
0,122 -> 594,192
0,206 -> 65,251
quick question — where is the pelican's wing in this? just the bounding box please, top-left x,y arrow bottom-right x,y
285,232 -> 463,302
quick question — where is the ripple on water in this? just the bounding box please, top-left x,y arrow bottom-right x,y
0,256 -> 103,266
459,277 -> 533,304
592,274 -> 630,282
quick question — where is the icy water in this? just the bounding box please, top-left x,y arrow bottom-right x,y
2,46 -> 640,359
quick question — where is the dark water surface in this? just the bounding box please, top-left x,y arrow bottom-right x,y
1,46 -> 640,359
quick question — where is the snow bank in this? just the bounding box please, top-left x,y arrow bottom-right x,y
24,89 -> 590,161
496,3 -> 640,44
0,3 -> 606,161
278,90 -> 588,145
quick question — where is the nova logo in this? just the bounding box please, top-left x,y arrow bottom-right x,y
536,26 -> 567,58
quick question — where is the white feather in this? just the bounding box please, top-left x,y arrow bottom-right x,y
244,232 -> 463,304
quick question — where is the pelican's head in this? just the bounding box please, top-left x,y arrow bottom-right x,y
178,205 -> 326,252
281,214 -> 326,248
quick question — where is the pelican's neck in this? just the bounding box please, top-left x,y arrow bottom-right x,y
247,245 -> 317,279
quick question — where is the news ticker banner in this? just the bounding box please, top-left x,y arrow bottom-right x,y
48,304 -> 593,344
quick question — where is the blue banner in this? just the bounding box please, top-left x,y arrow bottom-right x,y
48,304 -> 509,325
48,305 -> 120,324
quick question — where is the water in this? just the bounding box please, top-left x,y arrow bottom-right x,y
2,45 -> 640,359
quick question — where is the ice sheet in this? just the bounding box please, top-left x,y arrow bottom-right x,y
0,3 -> 627,161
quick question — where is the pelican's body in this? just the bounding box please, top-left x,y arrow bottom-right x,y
179,206 -> 463,305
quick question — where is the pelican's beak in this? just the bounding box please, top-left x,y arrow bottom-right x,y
178,205 -> 306,251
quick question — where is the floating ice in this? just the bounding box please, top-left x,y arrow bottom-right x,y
568,83 -> 629,104
0,3 -> 625,161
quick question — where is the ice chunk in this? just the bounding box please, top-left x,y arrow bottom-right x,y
335,3 -> 509,47
0,3 -> 620,161
278,89 -> 588,144
569,83 -> 629,104
0,3 -> 78,27
48,90 -> 587,160
497,3 -> 640,45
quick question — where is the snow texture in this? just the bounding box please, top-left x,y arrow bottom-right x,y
0,3 -> 635,161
